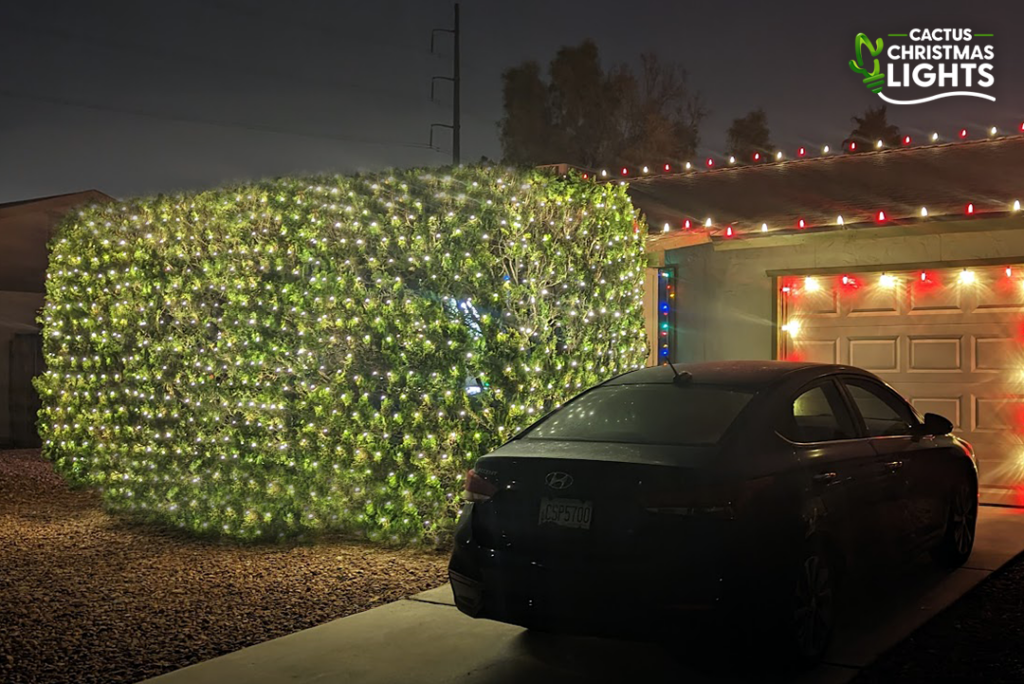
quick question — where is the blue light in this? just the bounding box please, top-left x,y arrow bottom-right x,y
660,304 -> 669,313
660,348 -> 669,356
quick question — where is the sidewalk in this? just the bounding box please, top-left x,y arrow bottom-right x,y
140,506 -> 1024,684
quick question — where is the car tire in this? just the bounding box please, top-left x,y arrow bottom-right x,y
778,543 -> 837,666
931,479 -> 977,569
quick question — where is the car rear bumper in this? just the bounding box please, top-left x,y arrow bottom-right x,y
448,510 -> 758,637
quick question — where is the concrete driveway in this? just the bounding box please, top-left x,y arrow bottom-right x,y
141,506 -> 1024,684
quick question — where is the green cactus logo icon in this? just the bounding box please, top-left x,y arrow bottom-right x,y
849,33 -> 886,93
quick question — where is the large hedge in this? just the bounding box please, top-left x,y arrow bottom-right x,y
37,166 -> 647,543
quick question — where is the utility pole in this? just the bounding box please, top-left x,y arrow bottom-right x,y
429,3 -> 460,165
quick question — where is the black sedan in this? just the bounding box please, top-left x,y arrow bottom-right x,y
448,361 -> 978,663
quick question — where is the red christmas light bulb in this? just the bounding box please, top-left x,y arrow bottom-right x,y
903,135 -> 911,145
960,128 -> 968,139
621,167 -> 629,176
725,226 -> 734,237
706,158 -> 714,167
967,203 -> 975,215
797,147 -> 806,157
877,210 -> 887,222
663,163 -> 671,171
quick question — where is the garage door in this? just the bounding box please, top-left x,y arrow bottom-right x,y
779,265 -> 1024,505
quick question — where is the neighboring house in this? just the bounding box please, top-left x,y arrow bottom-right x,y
0,190 -> 113,447
627,134 -> 1024,506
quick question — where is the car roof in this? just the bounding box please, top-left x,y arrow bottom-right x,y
605,360 -> 873,389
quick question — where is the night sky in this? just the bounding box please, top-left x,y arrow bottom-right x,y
2,0 -> 1022,203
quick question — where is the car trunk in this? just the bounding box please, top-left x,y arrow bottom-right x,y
468,438 -> 730,563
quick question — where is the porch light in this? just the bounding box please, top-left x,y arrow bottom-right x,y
879,273 -> 897,288
782,320 -> 801,337
804,277 -> 820,292
959,269 -> 976,284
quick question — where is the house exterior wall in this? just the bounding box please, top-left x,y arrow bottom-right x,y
0,292 -> 45,446
662,217 -> 1024,363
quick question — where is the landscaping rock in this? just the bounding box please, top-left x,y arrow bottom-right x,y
0,450 -> 449,684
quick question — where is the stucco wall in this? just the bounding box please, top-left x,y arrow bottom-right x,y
665,217 -> 1024,363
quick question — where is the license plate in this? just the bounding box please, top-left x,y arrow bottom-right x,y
538,498 -> 593,530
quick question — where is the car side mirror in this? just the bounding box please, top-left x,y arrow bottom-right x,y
918,412 -> 954,436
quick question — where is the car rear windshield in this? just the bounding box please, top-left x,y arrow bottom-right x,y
519,383 -> 755,446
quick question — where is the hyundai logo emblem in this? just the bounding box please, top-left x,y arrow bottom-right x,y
545,472 -> 573,490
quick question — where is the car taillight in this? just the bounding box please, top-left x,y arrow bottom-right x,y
641,476 -> 774,519
464,469 -> 498,503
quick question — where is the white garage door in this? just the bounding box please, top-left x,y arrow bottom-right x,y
779,265 -> 1024,505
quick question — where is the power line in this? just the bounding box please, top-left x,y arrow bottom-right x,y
1,23 -> 422,104
0,89 -> 443,151
198,0 -> 437,59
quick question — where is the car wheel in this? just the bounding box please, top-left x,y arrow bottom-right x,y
931,480 -> 977,569
786,545 -> 836,664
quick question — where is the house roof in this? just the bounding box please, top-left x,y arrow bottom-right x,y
625,136 -> 1024,242
0,190 -> 113,292
0,190 -> 113,215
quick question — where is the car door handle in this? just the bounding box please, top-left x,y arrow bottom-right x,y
885,460 -> 904,471
812,471 -> 837,484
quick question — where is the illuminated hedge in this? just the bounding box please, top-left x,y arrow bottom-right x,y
36,167 -> 647,543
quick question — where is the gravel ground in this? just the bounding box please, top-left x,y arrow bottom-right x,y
854,548 -> 1024,684
0,449 -> 450,684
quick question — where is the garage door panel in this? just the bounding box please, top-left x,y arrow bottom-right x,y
848,337 -> 898,371
973,336 -> 1021,371
911,397 -> 962,428
780,264 -> 1024,505
802,338 -> 839,364
909,282 -> 963,312
909,336 -> 962,372
972,395 -> 1024,432
975,279 -> 1024,311
848,286 -> 900,315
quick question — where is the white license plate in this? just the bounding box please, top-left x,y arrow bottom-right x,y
538,498 -> 593,530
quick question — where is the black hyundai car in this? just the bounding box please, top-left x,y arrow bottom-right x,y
448,361 -> 978,662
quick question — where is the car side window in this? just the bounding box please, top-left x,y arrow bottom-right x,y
843,380 -> 917,437
779,382 -> 858,443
